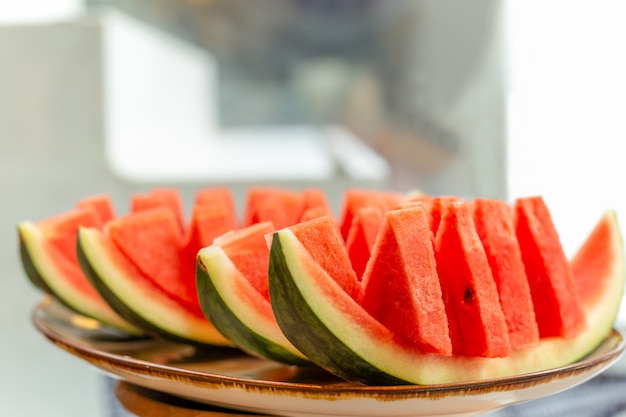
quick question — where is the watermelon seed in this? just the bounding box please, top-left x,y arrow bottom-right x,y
464,286 -> 474,304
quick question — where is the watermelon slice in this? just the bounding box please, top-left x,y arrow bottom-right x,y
434,200 -> 511,357
288,216 -> 363,303
243,187 -> 302,229
514,196 -> 587,338
105,208 -> 200,316
570,210 -> 624,331
75,194 -> 116,225
184,203 -> 238,255
338,188 -> 404,241
18,198 -> 141,334
130,188 -> 186,233
298,188 -> 332,218
182,193 -> 239,286
194,186 -> 238,220
77,226 -> 230,346
268,207 -> 624,385
428,195 -> 459,237
215,222 -> 275,300
345,206 -> 384,280
472,198 -> 540,350
196,222 -> 310,364
360,206 -> 452,355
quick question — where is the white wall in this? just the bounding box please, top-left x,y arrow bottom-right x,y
506,1 -> 626,255
506,0 -> 626,323
0,0 -> 83,24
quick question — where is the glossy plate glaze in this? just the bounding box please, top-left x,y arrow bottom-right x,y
33,297 -> 624,417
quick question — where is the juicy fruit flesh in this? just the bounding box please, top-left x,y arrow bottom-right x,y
197,241 -> 309,364
472,198 -> 540,350
345,206 -> 384,280
269,210 -> 624,385
18,186 -> 623,386
216,222 -> 275,301
106,208 -> 203,316
18,221 -> 141,334
289,216 -> 363,303
78,227 -> 231,345
360,207 -> 452,355
434,201 -> 511,357
515,196 -> 587,338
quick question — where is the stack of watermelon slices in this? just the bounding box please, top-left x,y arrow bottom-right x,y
18,186 -> 333,347
17,186 -> 625,386
268,192 -> 624,384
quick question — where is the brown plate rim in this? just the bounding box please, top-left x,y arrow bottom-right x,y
32,297 -> 625,399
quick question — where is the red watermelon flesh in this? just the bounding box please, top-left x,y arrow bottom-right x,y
194,186 -> 238,222
39,207 -> 100,236
473,198 -> 540,350
300,205 -> 335,223
248,197 -> 296,230
338,189 -> 404,241
38,208 -> 106,295
402,193 -> 434,214
131,188 -> 186,233
298,188 -> 332,219
435,200 -> 512,357
345,206 -> 384,280
184,187 -> 239,252
182,201 -> 239,287
214,222 -> 275,301
570,210 -> 622,308
105,208 -> 203,316
289,216 -> 363,303
429,196 -> 459,238
184,203 -> 238,252
76,194 -> 116,226
360,206 -> 452,355
42,240 -> 107,301
243,187 -> 302,229
41,208 -> 102,263
514,196 -> 587,338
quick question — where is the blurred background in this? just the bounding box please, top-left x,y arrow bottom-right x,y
1,1 -> 626,416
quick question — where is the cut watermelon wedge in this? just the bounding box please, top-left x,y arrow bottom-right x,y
434,200 -> 511,357
268,209 -> 625,385
338,188 -> 404,241
289,216 -> 363,303
360,206 -> 452,355
18,204 -> 141,334
196,222 -> 310,364
473,198 -> 539,350
130,188 -> 186,233
514,196 -> 587,338
345,206 -> 384,280
182,200 -> 239,286
298,188 -> 333,221
75,194 -> 116,226
105,208 -> 202,315
77,227 -> 231,346
243,187 -> 302,229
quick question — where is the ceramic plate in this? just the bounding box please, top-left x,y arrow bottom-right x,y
33,297 -> 624,417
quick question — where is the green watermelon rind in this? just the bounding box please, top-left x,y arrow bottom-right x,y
18,221 -> 143,335
76,227 -> 233,347
196,245 -> 311,365
269,222 -> 625,386
19,236 -> 56,295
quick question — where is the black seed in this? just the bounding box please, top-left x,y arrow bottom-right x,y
464,286 -> 474,304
